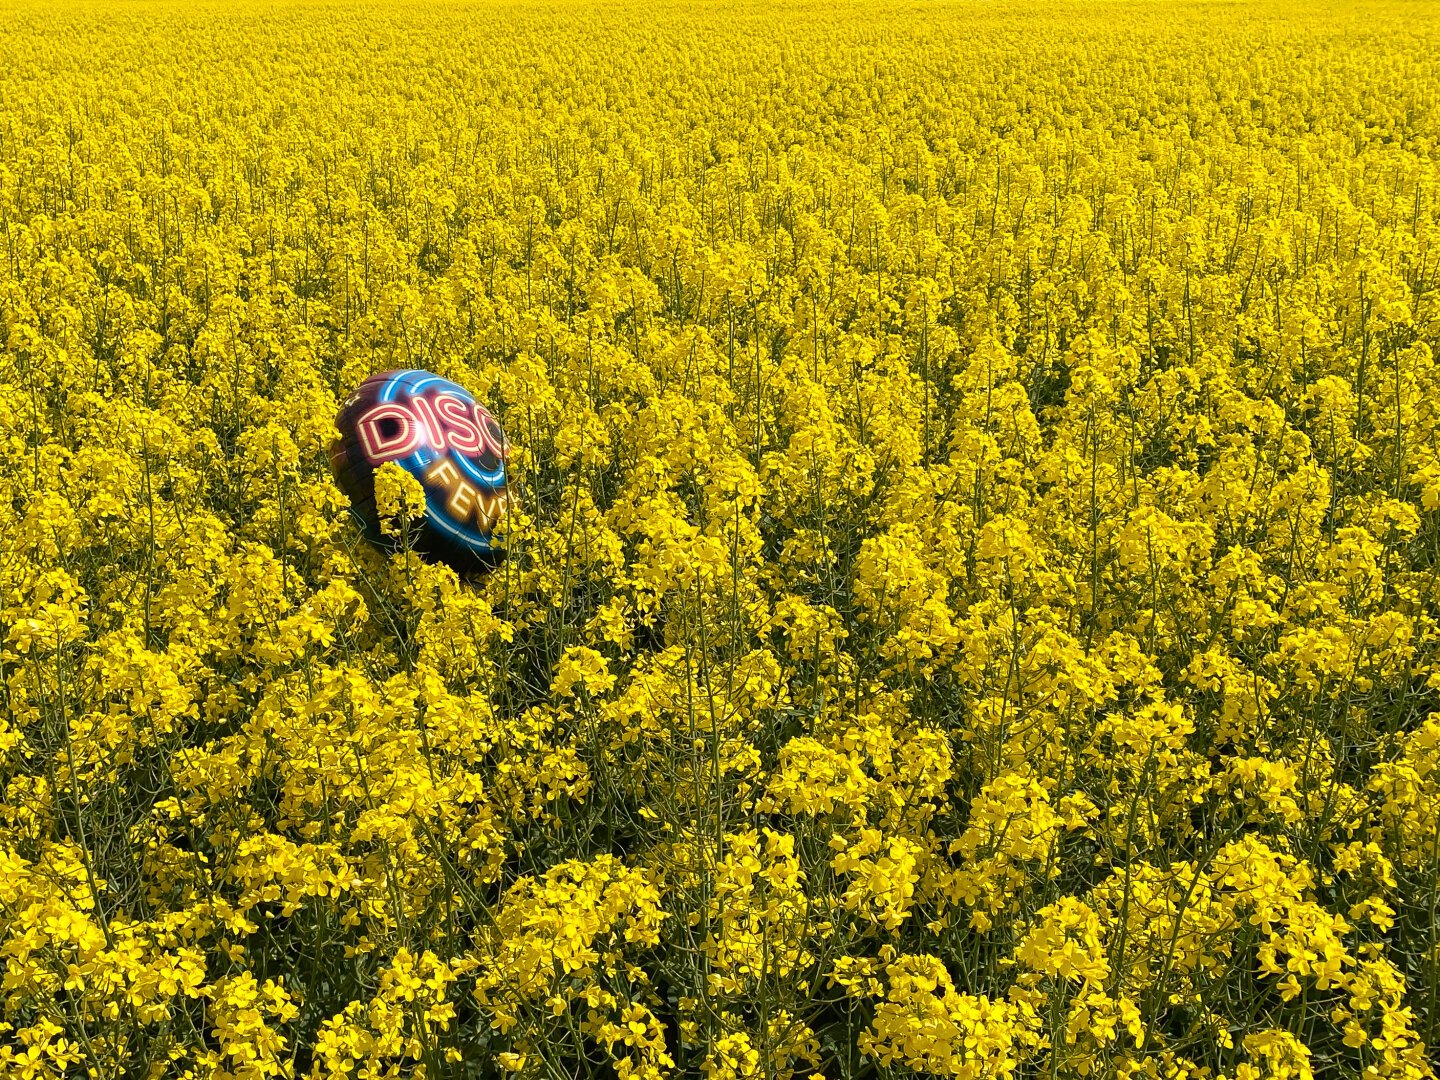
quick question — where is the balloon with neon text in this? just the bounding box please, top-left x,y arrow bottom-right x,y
330,369 -> 510,573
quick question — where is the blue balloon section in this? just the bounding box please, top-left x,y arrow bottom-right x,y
330,369 -> 509,572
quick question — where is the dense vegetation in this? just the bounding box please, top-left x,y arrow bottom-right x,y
1,1 -> 1438,1077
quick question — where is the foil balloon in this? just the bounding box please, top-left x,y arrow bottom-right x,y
330,369 -> 509,572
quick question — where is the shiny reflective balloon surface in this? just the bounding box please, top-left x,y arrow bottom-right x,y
330,369 -> 509,572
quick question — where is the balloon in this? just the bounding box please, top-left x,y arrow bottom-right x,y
330,369 -> 509,572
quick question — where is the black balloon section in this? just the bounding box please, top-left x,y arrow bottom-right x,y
330,369 -> 510,573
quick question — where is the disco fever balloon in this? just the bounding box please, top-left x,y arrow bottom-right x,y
330,369 -> 509,572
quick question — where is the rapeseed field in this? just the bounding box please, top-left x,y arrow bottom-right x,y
2,0 -> 1438,1076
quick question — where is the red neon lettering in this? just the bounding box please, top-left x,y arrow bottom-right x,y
358,403 -> 421,462
434,394 -> 483,454
410,394 -> 446,451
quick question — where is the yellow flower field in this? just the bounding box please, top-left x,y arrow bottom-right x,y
2,0 -> 1439,1076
